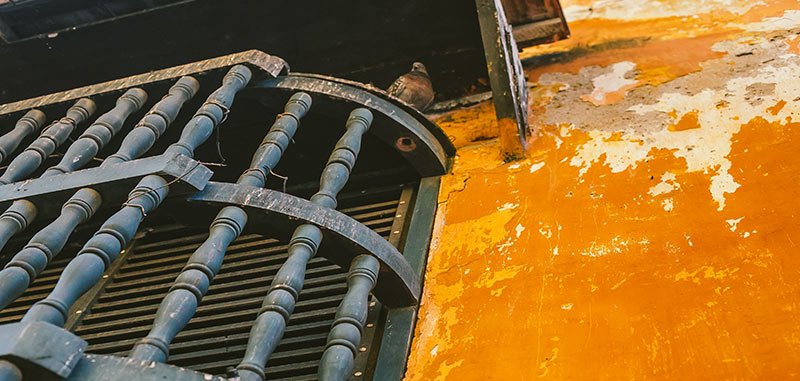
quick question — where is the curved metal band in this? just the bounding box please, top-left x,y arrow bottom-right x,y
180,182 -> 420,307
249,74 -> 455,177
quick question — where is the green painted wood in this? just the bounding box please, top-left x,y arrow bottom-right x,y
371,176 -> 441,380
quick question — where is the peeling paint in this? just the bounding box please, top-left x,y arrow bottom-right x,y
581,61 -> 639,105
407,1 -> 800,379
648,172 -> 680,196
734,9 -> 800,31
564,0 -> 764,21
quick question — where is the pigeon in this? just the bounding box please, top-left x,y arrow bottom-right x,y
387,62 -> 435,112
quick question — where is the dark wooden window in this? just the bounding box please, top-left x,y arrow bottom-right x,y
0,52 -> 452,380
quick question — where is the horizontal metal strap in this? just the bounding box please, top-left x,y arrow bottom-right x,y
68,354 -> 223,381
0,154 -> 212,221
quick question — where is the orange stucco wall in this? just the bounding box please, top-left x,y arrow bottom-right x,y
405,1 -> 800,379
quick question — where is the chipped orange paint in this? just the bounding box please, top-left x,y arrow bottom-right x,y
527,82 -> 568,136
669,110 -> 701,131
430,102 -> 498,149
786,35 -> 800,54
580,81 -> 638,106
405,0 -> 800,379
521,0 -> 800,99
408,113 -> 800,381
526,31 -> 729,88
768,100 -> 787,115
525,26 -> 730,88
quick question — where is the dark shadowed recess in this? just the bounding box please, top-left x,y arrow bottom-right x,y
0,0 -> 491,104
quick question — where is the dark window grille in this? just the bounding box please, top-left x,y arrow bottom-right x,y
0,51 -> 452,381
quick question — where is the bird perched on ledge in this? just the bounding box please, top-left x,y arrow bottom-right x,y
387,62 -> 435,112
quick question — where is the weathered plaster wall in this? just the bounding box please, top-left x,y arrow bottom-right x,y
406,1 -> 800,379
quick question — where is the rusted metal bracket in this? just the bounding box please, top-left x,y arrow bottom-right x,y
0,154 -> 212,221
476,0 -> 530,159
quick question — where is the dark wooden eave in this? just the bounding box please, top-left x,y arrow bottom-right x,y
0,0 -> 491,104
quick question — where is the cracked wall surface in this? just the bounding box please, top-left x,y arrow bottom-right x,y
405,1 -> 800,379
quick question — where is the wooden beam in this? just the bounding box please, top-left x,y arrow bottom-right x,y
0,49 -> 287,116
475,0 -> 529,160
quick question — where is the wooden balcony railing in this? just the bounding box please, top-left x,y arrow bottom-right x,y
0,50 -> 453,381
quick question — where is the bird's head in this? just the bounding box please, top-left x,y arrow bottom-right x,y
411,62 -> 429,75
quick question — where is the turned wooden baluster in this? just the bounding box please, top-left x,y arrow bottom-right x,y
0,98 -> 96,185
0,79 -> 199,310
317,255 -> 379,381
22,66 -> 251,327
0,109 -> 47,164
44,88 -> 149,175
236,108 -> 373,381
129,92 -> 313,362
0,361 -> 21,381
0,88 -> 150,253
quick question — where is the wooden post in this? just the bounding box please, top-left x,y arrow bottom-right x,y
475,0 -> 530,160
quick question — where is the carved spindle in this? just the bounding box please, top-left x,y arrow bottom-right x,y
22,66 -> 251,328
0,359 -> 21,381
0,201 -> 37,258
0,110 -> 47,164
236,108 -> 373,381
318,255 -> 379,381
165,65 -> 251,158
0,96 -> 125,252
237,93 -> 312,188
22,176 -> 167,327
0,98 -> 96,185
0,190 -> 100,310
104,77 -> 199,165
43,88 -> 148,176
129,92 -> 312,362
0,81 -> 200,309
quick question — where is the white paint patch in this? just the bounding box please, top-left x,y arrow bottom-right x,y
733,10 -> 800,32
727,217 -> 744,232
561,303 -> 574,311
498,202 -> 519,211
529,162 -> 546,173
515,223 -> 526,238
570,129 -> 649,176
662,198 -> 674,212
496,238 -> 514,252
583,61 -> 638,106
430,345 -> 439,357
508,163 -> 522,170
571,60 -> 800,211
580,236 -> 650,257
563,0 -> 762,22
539,224 -> 553,239
648,172 -> 680,196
